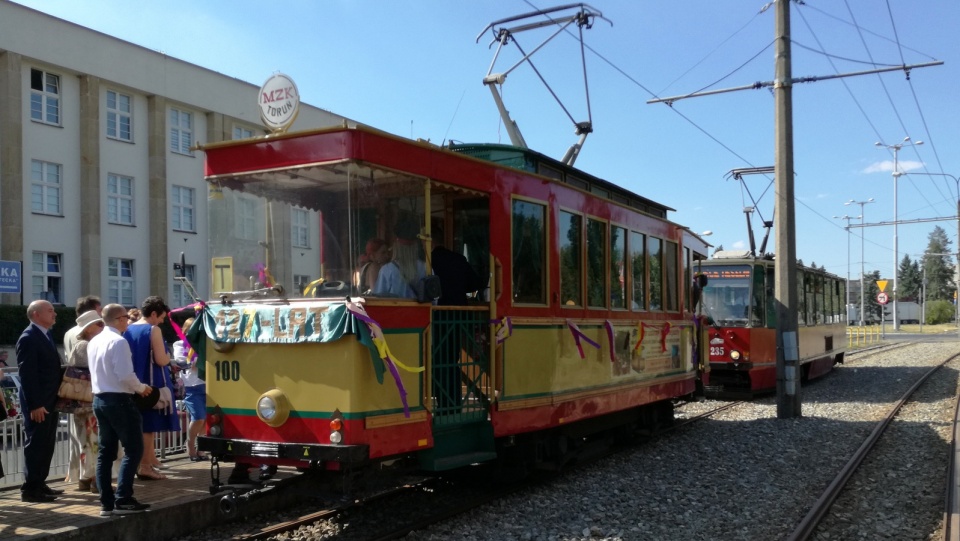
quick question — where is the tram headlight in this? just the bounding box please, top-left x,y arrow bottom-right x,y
256,389 -> 290,427
730,350 -> 742,361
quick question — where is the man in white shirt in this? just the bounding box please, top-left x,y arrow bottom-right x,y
88,304 -> 153,517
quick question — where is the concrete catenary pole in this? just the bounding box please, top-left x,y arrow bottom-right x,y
774,0 -> 801,418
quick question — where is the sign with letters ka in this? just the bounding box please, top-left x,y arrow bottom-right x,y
0,260 -> 22,294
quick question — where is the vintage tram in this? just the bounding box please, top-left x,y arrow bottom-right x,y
191,125 -> 711,485
699,251 -> 846,397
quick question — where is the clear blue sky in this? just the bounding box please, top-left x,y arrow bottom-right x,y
16,0 -> 960,285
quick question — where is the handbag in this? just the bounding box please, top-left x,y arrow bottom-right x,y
58,366 -> 93,403
148,350 -> 174,413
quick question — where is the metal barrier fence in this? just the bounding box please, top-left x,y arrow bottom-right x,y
0,408 -> 188,489
847,325 -> 882,348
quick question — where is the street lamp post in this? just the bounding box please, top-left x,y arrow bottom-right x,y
834,214 -> 862,323
876,137 -> 923,330
846,198 -> 875,326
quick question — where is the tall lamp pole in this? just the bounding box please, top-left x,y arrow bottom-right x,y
846,198 -> 875,326
834,214 -> 861,322
875,137 -> 923,330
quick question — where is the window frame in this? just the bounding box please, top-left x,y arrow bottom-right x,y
107,257 -> 135,306
31,251 -> 62,304
510,196 -> 549,306
169,107 -> 194,155
558,208 -> 583,308
629,230 -> 647,311
30,159 -> 62,216
171,185 -> 196,232
172,264 -> 197,307
232,125 -> 256,140
107,173 -> 135,225
610,224 -> 628,310
585,215 -> 608,309
291,207 -> 310,249
106,89 -> 133,142
30,68 -> 61,125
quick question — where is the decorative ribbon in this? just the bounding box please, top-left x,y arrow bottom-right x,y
345,302 -> 424,418
255,263 -> 275,287
634,321 -> 671,354
490,316 -> 513,345
567,320 -> 600,359
302,277 -> 325,297
604,321 -> 616,363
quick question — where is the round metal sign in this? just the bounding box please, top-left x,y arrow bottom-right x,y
258,73 -> 300,133
876,292 -> 889,305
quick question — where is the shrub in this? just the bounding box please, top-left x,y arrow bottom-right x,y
926,300 -> 956,325
0,304 -> 77,345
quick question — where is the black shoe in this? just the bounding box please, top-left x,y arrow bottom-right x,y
21,492 -> 56,503
114,498 -> 150,514
42,485 -> 65,495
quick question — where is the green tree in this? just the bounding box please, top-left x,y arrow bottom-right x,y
923,226 -> 955,301
926,299 -> 955,324
897,254 -> 921,301
863,269 -> 884,322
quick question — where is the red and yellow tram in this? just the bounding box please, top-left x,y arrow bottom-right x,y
193,125 -> 711,481
699,252 -> 846,397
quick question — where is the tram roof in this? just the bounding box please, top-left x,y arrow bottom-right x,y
199,125 -> 674,219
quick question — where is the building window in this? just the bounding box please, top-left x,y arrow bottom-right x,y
511,199 -> 546,304
31,252 -> 62,304
233,126 -> 255,139
610,226 -> 626,309
31,160 -> 62,215
171,185 -> 196,232
586,218 -> 607,308
30,68 -> 60,125
630,231 -> 646,311
106,90 -> 133,141
293,274 -> 311,297
107,173 -> 134,225
559,211 -> 582,307
108,257 -> 135,306
236,197 -> 256,241
291,208 -> 309,248
172,264 -> 197,308
169,108 -> 193,155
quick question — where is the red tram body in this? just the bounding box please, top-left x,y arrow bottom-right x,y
194,126 -> 711,479
700,253 -> 846,397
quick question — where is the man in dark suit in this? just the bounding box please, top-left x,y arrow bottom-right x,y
16,300 -> 64,502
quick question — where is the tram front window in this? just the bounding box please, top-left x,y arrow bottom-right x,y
206,162 -> 426,299
701,265 -> 755,327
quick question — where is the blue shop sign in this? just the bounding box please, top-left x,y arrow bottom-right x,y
0,261 -> 22,294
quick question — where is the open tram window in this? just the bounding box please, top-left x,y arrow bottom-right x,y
511,199 -> 546,305
559,210 -> 583,307
610,226 -> 626,309
586,218 -> 606,308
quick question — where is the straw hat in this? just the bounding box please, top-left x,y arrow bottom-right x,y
76,311 -> 103,333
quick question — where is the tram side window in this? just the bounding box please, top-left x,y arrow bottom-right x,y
664,240 -> 678,312
559,211 -> 582,307
512,199 -> 546,304
586,218 -> 607,308
648,237 -> 663,311
610,227 -> 626,309
751,265 -> 765,326
797,270 -> 808,326
630,231 -> 646,311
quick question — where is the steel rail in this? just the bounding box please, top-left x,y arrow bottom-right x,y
785,350 -> 960,541
944,387 -> 960,541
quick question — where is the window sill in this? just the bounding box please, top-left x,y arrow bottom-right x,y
31,211 -> 64,218
172,229 -> 197,235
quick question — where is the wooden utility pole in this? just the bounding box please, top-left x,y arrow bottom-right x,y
773,0 -> 801,418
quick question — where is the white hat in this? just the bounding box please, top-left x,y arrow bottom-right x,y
76,310 -> 103,333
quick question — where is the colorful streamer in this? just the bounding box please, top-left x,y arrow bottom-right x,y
490,316 -> 514,345
604,321 -> 616,363
567,320 -> 600,359
635,321 -> 672,354
169,302 -> 206,366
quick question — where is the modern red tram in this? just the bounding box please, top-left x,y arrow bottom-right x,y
699,251 -> 846,397
193,125 -> 711,482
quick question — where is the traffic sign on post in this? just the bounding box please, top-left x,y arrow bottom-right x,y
877,292 -> 889,305
876,280 -> 888,292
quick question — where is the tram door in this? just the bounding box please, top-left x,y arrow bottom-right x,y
420,197 -> 496,470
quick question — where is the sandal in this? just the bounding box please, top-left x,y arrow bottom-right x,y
136,467 -> 166,481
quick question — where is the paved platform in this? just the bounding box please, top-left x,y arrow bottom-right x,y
0,457 -> 302,541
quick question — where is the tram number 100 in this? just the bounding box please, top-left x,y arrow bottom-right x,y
213,360 -> 241,381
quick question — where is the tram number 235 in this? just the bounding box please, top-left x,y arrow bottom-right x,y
213,360 -> 241,381
709,346 -> 725,357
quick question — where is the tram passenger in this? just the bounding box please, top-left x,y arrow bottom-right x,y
374,215 -> 426,299
172,318 -> 207,462
124,296 -> 177,481
356,238 -> 389,295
